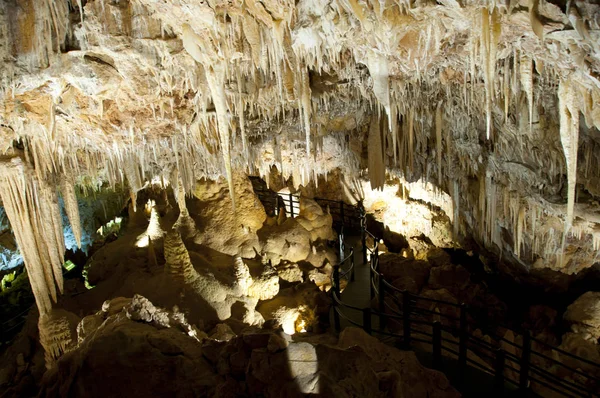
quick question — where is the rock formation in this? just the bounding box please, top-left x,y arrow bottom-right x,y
38,295 -> 459,398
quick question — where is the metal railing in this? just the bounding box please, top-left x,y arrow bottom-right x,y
249,177 -> 361,231
363,238 -> 600,397
250,177 -> 600,398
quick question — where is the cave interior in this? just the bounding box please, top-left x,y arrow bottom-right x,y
1,0 -> 600,397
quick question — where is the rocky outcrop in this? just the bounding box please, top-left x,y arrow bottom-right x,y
39,296 -> 459,398
337,328 -> 460,398
564,291 -> 600,342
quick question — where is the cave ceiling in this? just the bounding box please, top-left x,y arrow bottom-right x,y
1,0 -> 600,311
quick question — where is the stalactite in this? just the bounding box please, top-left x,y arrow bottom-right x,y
236,67 -> 248,166
60,176 -> 82,249
453,180 -> 460,238
529,0 -> 544,41
0,158 -> 65,315
520,55 -> 534,129
516,206 -> 525,258
367,51 -> 392,134
480,7 -> 501,139
503,59 -> 510,123
408,108 -> 414,172
182,24 -> 236,210
435,102 -> 443,187
368,113 -> 385,190
558,78 -> 580,228
300,67 -> 312,156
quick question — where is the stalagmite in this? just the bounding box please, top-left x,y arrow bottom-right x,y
164,230 -> 197,284
145,205 -> 164,242
38,310 -> 76,369
148,238 -> 158,268
233,256 -> 252,295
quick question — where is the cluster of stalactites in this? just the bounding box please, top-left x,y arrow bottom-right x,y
0,158 -> 68,315
176,0 -> 316,209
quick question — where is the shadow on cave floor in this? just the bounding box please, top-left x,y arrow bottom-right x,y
413,349 -> 539,398
444,247 -> 600,333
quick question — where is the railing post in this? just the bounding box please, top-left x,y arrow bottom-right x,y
339,200 -> 345,227
275,195 -> 279,216
403,292 -> 411,349
379,272 -> 386,330
363,308 -> 372,335
433,321 -> 442,370
495,348 -> 506,393
333,300 -> 341,332
359,202 -> 367,265
350,246 -> 355,282
520,330 -> 531,391
289,192 -> 294,217
333,265 -> 340,298
369,260 -> 374,299
458,303 -> 468,382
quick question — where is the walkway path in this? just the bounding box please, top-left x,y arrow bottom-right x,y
330,234 -> 382,332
